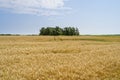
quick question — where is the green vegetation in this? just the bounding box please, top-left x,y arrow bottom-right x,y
39,26 -> 79,36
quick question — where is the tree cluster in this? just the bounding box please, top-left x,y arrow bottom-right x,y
39,26 -> 79,36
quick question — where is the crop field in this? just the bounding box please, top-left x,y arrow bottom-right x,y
0,36 -> 120,80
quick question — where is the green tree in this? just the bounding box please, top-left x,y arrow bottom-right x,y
55,26 -> 63,35
39,27 -> 46,35
39,26 -> 79,36
75,27 -> 79,35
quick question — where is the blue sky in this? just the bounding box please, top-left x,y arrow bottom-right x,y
0,0 -> 120,35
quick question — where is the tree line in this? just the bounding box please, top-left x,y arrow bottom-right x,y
39,26 -> 79,36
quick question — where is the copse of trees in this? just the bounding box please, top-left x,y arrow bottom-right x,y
39,26 -> 79,36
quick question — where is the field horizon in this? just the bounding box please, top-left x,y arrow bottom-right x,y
0,34 -> 120,36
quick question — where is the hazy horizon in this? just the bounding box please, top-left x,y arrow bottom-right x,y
0,0 -> 120,35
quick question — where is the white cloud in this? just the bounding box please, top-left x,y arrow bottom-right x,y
0,0 -> 70,16
40,0 -> 64,9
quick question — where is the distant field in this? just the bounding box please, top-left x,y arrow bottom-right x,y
0,36 -> 120,80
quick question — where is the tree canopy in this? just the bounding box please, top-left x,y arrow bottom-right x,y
39,26 -> 79,36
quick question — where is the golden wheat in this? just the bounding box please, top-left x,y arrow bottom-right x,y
0,36 -> 120,80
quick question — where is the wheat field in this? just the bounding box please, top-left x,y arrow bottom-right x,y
0,36 -> 120,80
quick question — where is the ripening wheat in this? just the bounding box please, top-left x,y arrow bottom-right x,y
0,36 -> 120,80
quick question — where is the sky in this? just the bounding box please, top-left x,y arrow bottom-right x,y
0,0 -> 120,35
